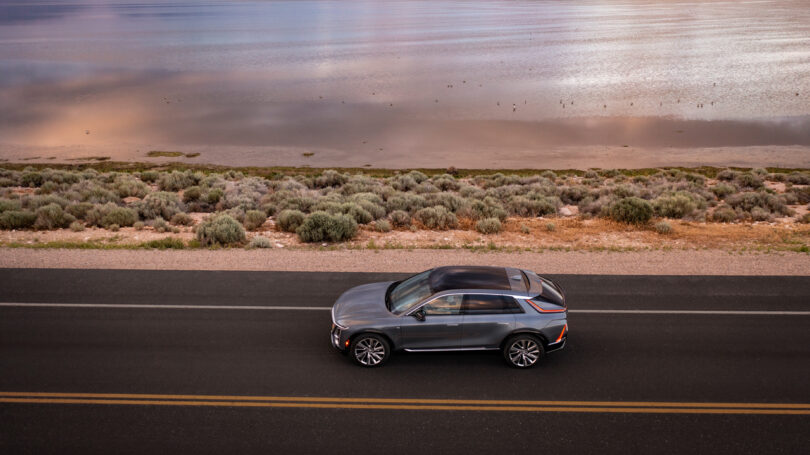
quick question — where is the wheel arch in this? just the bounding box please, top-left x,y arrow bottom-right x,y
500,330 -> 548,350
350,329 -> 396,351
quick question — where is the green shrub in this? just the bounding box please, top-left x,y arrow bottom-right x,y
248,236 -> 272,248
108,223 -> 120,232
65,202 -> 94,220
34,204 -> 76,230
151,217 -> 169,233
431,174 -> 459,191
0,199 -> 21,213
507,196 -> 558,217
608,197 -> 653,224
183,186 -> 202,202
0,210 -> 36,229
726,191 -> 789,216
520,224 -> 531,234
157,171 -> 195,191
138,192 -> 184,220
475,217 -> 502,234
196,213 -> 246,246
373,219 -> 392,232
786,172 -> 810,185
540,170 -> 557,181
467,199 -> 508,221
734,172 -> 764,190
133,221 -> 145,230
388,210 -> 411,227
170,212 -> 194,226
244,210 -> 268,230
798,213 -> 810,224
357,200 -> 386,220
414,206 -> 458,230
545,222 -> 556,232
711,183 -> 736,199
559,185 -> 590,204
716,169 -> 739,181
20,171 -> 44,187
313,170 -> 348,188
102,206 -> 137,227
750,207 -> 771,221
385,193 -> 427,213
114,176 -> 149,198
712,206 -> 737,222
340,202 -> 373,224
206,188 -> 224,204
653,194 -> 698,219
788,187 -> 810,204
276,209 -> 306,232
24,194 -> 70,210
69,221 -> 85,232
296,211 -> 358,242
139,170 -> 159,183
142,237 -> 185,249
654,221 -> 673,234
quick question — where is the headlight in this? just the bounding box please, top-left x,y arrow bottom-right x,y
331,306 -> 348,330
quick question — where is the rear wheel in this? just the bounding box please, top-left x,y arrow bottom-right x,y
503,335 -> 544,368
350,334 -> 390,367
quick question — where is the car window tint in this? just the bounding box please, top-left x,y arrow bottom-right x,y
423,294 -> 463,316
462,294 -> 522,315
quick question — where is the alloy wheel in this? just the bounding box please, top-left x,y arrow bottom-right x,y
354,337 -> 386,366
508,339 -> 540,367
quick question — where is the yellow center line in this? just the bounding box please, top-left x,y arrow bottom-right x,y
1,397 -> 809,415
1,392 -> 809,414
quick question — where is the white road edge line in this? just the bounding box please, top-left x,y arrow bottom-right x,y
0,303 -> 809,315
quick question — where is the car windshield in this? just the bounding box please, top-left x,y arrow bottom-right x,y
389,270 -> 433,315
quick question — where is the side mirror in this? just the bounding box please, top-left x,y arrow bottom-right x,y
412,308 -> 426,322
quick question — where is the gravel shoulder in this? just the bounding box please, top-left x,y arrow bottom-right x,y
2,248 -> 808,275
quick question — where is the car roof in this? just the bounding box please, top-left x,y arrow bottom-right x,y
429,266 -> 514,293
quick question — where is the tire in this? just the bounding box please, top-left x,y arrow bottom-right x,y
503,334 -> 544,368
350,334 -> 391,367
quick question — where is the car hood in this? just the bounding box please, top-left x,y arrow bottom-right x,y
332,281 -> 396,326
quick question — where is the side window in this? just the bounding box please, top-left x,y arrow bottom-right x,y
422,294 -> 463,316
462,294 -> 522,315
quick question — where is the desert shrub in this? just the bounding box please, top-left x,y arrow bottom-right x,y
69,221 -> 85,232
610,184 -> 639,199
151,217 -> 169,232
248,236 -> 272,249
388,210 -> 411,227
0,210 -> 36,229
559,185 -> 590,204
0,177 -> 15,187
313,170 -> 348,188
65,202 -> 94,220
788,187 -> 810,204
726,191 -> 789,216
507,195 -> 558,217
101,206 -> 137,228
0,199 -> 21,213
750,207 -> 772,221
798,213 -> 810,224
32,204 -> 76,230
467,198 -> 508,221
584,170 -> 599,179
459,184 -> 485,199
24,194 -> 70,210
654,221 -> 673,234
138,192 -> 184,220
196,213 -> 246,246
425,193 -> 468,213
734,172 -> 764,190
540,170 -> 557,181
170,212 -> 194,226
385,193 -> 427,214
223,177 -> 269,211
157,171 -> 195,191
133,221 -> 145,230
356,200 -> 386,220
786,172 -> 810,185
142,237 -> 185,249
36,181 -> 61,194
373,219 -> 392,232
244,210 -> 268,230
114,176 -> 149,198
390,175 -> 418,192
712,206 -> 737,222
608,197 -> 653,224
716,169 -> 739,181
340,202 -> 373,225
475,217 -> 502,234
431,174 -> 460,191
107,224 -> 120,231
276,209 -> 306,232
68,181 -> 120,204
414,206 -> 458,230
206,188 -> 224,204
711,183 -> 736,199
20,171 -> 44,187
653,194 -> 698,219
545,222 -> 556,232
415,182 -> 439,194
520,224 -> 531,234
139,170 -> 159,183
274,195 -> 317,213
296,211 -> 358,243
183,186 -> 202,202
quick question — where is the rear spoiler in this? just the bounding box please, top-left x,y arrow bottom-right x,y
524,271 -> 566,308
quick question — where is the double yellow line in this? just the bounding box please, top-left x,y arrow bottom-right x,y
2,392 -> 809,415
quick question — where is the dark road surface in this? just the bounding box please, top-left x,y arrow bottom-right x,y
1,269 -> 809,454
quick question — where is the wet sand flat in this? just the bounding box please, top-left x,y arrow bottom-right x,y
1,0 -> 809,168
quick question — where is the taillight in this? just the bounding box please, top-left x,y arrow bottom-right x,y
527,299 -> 566,313
555,324 -> 567,343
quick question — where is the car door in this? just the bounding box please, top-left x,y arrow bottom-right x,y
460,294 -> 521,348
400,294 -> 464,350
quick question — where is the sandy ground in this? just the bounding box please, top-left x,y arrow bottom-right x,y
2,248 -> 808,275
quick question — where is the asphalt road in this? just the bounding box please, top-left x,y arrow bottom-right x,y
1,269 -> 809,454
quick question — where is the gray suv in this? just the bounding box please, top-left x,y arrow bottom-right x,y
330,266 -> 567,368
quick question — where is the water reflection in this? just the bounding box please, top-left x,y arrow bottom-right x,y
1,0 -> 809,166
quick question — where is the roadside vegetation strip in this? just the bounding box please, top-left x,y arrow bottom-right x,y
1,392 -> 809,415
2,302 -> 810,315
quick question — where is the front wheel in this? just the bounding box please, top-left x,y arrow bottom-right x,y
350,334 -> 390,367
503,335 -> 544,368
